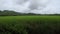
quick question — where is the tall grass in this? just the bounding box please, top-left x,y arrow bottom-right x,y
0,16 -> 60,34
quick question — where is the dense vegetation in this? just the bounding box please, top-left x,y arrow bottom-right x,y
0,10 -> 60,34
0,16 -> 60,34
0,10 -> 37,16
0,10 -> 60,16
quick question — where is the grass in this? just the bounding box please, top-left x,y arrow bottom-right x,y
0,16 -> 60,34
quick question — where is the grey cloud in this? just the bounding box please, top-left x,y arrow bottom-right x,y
14,0 -> 28,5
0,0 -> 60,14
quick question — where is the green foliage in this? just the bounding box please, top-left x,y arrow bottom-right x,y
0,10 -> 21,16
0,10 -> 60,16
0,16 -> 60,34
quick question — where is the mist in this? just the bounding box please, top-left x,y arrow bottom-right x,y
0,0 -> 60,14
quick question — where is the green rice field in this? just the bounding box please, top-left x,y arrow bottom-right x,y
0,16 -> 60,34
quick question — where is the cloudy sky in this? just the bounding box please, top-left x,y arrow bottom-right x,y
0,0 -> 60,14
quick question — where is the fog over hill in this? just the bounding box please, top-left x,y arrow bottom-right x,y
0,0 -> 60,14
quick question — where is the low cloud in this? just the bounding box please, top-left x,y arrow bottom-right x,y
0,0 -> 60,14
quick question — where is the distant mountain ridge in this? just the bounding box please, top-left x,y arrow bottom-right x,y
0,10 -> 60,16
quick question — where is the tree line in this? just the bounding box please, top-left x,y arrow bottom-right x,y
0,10 -> 40,16
0,10 -> 60,16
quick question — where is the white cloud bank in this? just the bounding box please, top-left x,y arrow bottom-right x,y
0,0 -> 60,14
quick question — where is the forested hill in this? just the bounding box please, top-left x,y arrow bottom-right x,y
0,10 -> 20,16
0,10 -> 60,16
0,10 -> 36,16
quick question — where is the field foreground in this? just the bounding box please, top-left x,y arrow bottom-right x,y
0,16 -> 60,34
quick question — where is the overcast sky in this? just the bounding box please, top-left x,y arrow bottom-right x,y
0,0 -> 60,14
